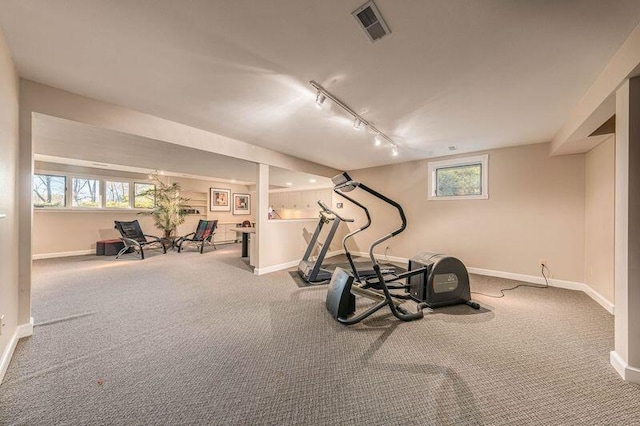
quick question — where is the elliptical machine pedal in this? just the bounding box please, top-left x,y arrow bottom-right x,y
326,268 -> 356,321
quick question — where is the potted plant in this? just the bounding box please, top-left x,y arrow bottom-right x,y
139,175 -> 190,244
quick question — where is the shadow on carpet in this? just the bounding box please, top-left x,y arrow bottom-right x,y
288,271 -> 330,287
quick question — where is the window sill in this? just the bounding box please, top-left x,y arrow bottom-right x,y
34,208 -> 154,213
427,194 -> 489,201
268,218 -> 318,222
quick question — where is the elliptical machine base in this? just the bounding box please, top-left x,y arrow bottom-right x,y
407,252 -> 479,309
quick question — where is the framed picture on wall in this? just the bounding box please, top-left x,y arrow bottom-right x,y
233,193 -> 251,215
210,188 -> 231,211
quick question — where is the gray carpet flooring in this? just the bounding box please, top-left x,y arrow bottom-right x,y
1,244 -> 639,425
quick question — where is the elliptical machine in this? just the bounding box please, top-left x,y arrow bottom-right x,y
326,172 -> 479,325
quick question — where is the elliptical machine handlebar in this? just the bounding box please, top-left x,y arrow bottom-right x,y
332,173 -> 408,265
330,172 -> 424,322
355,182 -> 407,266
332,188 -> 372,282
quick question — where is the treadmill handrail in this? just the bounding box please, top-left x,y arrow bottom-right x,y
317,200 -> 354,223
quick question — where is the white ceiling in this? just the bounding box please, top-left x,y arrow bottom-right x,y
3,1 -> 640,170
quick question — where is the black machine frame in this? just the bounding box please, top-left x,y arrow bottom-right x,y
326,172 -> 479,325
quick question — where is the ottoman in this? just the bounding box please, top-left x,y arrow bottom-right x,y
96,239 -> 126,256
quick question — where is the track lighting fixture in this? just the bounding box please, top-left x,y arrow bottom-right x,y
309,80 -> 399,157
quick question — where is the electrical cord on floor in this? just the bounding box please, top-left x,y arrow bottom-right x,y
471,264 -> 550,298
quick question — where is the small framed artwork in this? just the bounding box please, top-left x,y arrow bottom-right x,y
233,193 -> 251,215
210,188 -> 231,211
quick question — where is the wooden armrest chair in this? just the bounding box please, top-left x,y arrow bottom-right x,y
176,219 -> 218,254
114,220 -> 166,260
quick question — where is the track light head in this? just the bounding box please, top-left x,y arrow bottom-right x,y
309,81 -> 397,150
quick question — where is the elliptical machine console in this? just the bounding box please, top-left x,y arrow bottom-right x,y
326,172 -> 479,325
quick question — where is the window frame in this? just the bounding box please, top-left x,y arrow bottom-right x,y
32,173 -> 68,209
70,176 -> 102,209
133,182 -> 156,210
104,180 -> 132,209
32,169 -> 156,211
427,154 -> 489,201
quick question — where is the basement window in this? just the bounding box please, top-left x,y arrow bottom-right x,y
33,170 -> 157,211
72,178 -> 101,208
134,183 -> 156,209
106,181 -> 130,208
33,174 -> 66,208
427,154 -> 489,200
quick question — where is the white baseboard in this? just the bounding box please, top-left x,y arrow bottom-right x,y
351,251 -> 614,314
17,317 -> 34,338
467,267 -> 614,314
33,250 -> 94,260
255,259 -> 300,275
254,250 -> 343,276
582,286 -> 615,315
610,351 -> 640,383
0,317 -> 34,386
324,250 -> 343,260
0,329 -> 19,386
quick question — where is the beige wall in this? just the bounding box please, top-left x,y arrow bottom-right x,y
338,142 -> 586,282
254,166 -> 346,273
585,136 -> 615,304
0,27 -> 20,375
34,212 -> 157,255
258,219 -> 321,272
166,176 -> 255,226
32,162 -> 255,255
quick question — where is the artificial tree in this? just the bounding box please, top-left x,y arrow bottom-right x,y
139,175 -> 189,240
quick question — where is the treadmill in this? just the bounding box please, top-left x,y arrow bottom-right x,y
297,201 -> 395,283
297,201 -> 348,283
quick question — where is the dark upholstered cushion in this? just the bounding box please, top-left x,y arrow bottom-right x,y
114,220 -> 148,243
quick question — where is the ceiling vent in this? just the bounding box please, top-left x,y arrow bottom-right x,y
352,1 -> 391,43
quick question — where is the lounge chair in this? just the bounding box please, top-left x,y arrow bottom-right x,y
176,219 -> 218,254
114,220 -> 167,259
